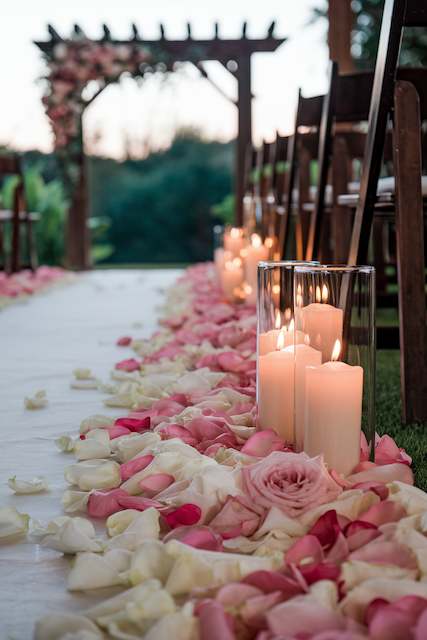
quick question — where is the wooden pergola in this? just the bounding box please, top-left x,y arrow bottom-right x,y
35,23 -> 285,269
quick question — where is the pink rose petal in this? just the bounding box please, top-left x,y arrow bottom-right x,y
88,488 -> 129,518
139,473 -> 175,496
119,454 -> 154,482
116,336 -> 132,346
115,358 -> 141,372
164,503 -> 202,528
241,430 -> 285,457
115,416 -> 151,432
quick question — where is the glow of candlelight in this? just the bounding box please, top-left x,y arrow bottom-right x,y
331,339 -> 341,361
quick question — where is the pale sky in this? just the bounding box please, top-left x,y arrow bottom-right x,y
1,0 -> 328,158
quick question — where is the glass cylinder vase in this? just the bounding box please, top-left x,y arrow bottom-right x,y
293,264 -> 376,476
256,260 -> 318,445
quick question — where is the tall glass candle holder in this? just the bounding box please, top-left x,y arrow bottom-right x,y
256,260 -> 317,444
293,265 -> 376,475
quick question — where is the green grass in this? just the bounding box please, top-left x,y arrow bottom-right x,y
377,350 -> 427,490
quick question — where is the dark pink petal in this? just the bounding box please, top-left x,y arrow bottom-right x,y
344,520 -> 380,551
364,598 -> 390,627
285,535 -> 324,566
241,430 -> 285,457
369,605 -> 414,639
116,336 -> 132,346
358,500 -> 406,526
164,503 -> 202,528
197,600 -> 235,640
119,454 -> 154,481
242,570 -> 302,598
139,473 -> 174,496
88,488 -> 129,518
107,425 -> 131,439
326,532 -> 350,564
158,423 -> 198,446
298,561 -> 341,586
115,358 -> 141,372
115,416 -> 151,432
164,525 -> 223,551
308,510 -> 341,549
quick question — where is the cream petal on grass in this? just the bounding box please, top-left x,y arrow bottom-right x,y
7,475 -> 49,494
24,389 -> 48,410
0,506 -> 30,540
65,460 -> 121,491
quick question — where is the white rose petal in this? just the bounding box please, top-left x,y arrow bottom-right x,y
113,431 -> 161,462
75,429 -> 111,461
127,541 -> 175,586
39,516 -> 102,554
342,560 -> 416,591
388,480 -> 427,516
0,506 -> 29,540
80,414 -> 113,435
73,368 -> 95,380
68,549 -> 131,591
85,580 -> 163,622
141,609 -> 197,640
71,380 -> 99,390
7,475 -> 49,494
65,460 -> 121,491
24,389 -> 48,410
56,435 -> 76,453
34,614 -> 102,640
104,508 -> 160,551
62,490 -> 90,513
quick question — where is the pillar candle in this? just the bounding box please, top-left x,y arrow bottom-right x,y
258,332 -> 294,444
304,341 -> 363,475
298,302 -> 343,362
244,234 -> 269,294
220,257 -> 244,302
224,227 -> 245,257
289,343 -> 322,452
258,323 -> 305,356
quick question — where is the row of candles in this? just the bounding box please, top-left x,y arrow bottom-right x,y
214,229 -> 375,476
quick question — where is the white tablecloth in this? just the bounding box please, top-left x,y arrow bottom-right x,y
0,269 -> 181,639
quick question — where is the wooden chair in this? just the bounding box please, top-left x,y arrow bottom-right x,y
346,0 -> 427,423
0,155 -> 40,273
278,88 -> 325,259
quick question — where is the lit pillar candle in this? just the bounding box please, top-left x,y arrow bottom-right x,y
220,257 -> 244,302
259,317 -> 305,356
244,234 -> 269,294
297,285 -> 343,362
224,227 -> 245,257
258,331 -> 294,444
304,340 -> 363,475
290,343 -> 322,452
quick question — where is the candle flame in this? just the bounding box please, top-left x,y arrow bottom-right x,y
265,236 -> 274,249
288,318 -> 295,332
251,233 -> 262,249
225,257 -> 242,270
276,328 -> 286,350
230,227 -> 241,238
315,285 -> 321,303
322,284 -> 329,303
240,248 -> 248,258
243,283 -> 252,295
274,310 -> 281,329
272,284 -> 280,295
304,334 -> 311,346
331,339 -> 341,361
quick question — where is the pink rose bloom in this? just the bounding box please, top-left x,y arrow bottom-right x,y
242,452 -> 342,518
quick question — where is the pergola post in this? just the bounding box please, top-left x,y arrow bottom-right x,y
64,120 -> 91,270
236,54 -> 252,226
328,0 -> 354,72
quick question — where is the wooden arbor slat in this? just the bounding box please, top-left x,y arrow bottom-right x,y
35,24 -> 285,269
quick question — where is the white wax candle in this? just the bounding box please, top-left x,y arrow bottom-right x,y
258,347 -> 294,444
244,234 -> 269,293
287,344 -> 322,452
224,227 -> 245,257
298,303 -> 343,362
304,359 -> 363,475
220,258 -> 244,302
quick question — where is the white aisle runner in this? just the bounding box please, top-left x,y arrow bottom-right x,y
0,269 -> 181,639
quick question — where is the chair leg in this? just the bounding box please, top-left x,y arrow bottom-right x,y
393,80 -> 427,423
